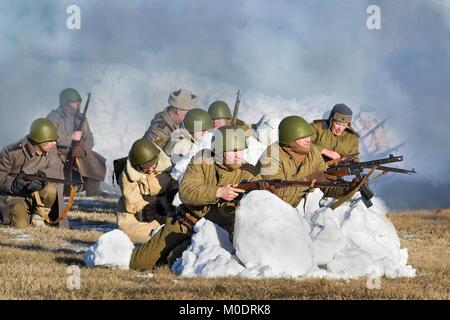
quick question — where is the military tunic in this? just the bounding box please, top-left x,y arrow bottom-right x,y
143,107 -> 179,150
310,120 -> 360,162
46,105 -> 107,182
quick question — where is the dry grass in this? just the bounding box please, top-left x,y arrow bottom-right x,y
0,199 -> 449,300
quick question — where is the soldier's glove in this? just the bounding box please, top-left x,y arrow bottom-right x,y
71,143 -> 86,158
257,181 -> 276,193
179,212 -> 199,231
26,170 -> 47,193
10,172 -> 28,195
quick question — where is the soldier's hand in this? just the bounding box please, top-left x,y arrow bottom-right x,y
72,131 -> 82,141
216,184 -> 245,201
10,172 -> 28,195
71,143 -> 85,158
257,181 -> 276,193
26,171 -> 47,193
179,212 -> 199,231
322,149 -> 341,160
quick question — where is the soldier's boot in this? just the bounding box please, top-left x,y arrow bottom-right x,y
9,200 -> 32,228
84,178 -> 102,197
129,217 -> 190,271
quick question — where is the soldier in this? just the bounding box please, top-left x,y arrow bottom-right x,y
46,88 -> 107,197
143,89 -> 199,151
258,116 -> 341,208
163,108 -> 212,164
208,100 -> 254,136
310,104 -> 360,162
0,118 -> 67,228
116,138 -> 177,243
129,126 -> 267,271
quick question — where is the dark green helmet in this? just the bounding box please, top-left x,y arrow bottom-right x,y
182,108 -> 213,134
278,116 -> 313,145
212,125 -> 246,154
129,138 -> 160,167
29,118 -> 59,143
59,88 -> 82,106
208,101 -> 232,120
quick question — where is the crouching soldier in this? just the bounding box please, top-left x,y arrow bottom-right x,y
0,119 -> 67,228
129,126 -> 266,271
310,103 -> 360,162
116,138 -> 177,243
164,108 -> 213,164
258,115 -> 346,209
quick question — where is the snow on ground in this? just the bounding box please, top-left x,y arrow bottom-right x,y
84,229 -> 134,269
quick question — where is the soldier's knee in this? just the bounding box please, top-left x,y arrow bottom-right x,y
10,201 -> 30,228
40,182 -> 57,207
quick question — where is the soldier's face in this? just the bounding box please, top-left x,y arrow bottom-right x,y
331,120 -> 348,136
138,160 -> 158,174
223,150 -> 244,169
69,101 -> 81,110
174,109 -> 188,124
39,140 -> 57,152
291,137 -> 311,154
212,119 -> 230,129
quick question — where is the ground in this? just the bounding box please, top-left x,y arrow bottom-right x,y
0,198 -> 449,300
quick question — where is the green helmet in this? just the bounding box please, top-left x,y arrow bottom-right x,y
182,108 -> 213,134
212,125 -> 246,154
278,116 -> 313,145
128,138 -> 160,167
208,101 -> 232,120
29,118 -> 59,143
59,88 -> 82,106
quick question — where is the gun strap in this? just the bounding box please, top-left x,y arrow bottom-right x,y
330,166 -> 377,210
54,185 -> 77,224
32,191 -> 50,223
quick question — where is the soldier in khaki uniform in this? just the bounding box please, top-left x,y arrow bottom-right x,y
143,89 -> 199,151
258,116 -> 349,208
310,104 -> 360,162
47,88 -> 107,196
208,101 -> 255,137
116,138 -> 177,243
129,126 -> 265,271
0,119 -> 67,228
164,108 -> 212,164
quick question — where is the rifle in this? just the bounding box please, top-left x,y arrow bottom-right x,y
327,155 -> 416,175
236,179 -> 352,194
326,154 -> 415,208
66,92 -> 91,182
231,90 -> 241,127
9,173 -> 84,187
360,117 -> 389,139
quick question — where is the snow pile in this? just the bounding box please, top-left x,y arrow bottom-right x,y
172,190 -> 416,279
84,229 -> 135,269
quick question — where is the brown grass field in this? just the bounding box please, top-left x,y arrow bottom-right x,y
0,198 -> 449,300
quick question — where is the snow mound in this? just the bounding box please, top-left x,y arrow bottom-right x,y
172,190 -> 416,279
84,229 -> 135,269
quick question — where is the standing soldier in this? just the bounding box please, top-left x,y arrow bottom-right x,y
129,126 -> 265,271
258,116 -> 342,208
0,119 -> 67,228
143,89 -> 199,151
115,138 -> 177,243
310,104 -> 360,162
164,108 -> 212,164
46,88 -> 107,197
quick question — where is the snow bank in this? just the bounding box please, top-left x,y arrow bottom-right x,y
172,190 -> 416,279
84,229 -> 135,269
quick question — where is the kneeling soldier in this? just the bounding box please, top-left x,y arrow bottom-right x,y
116,138 -> 177,243
0,118 -> 66,228
129,125 -> 263,271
